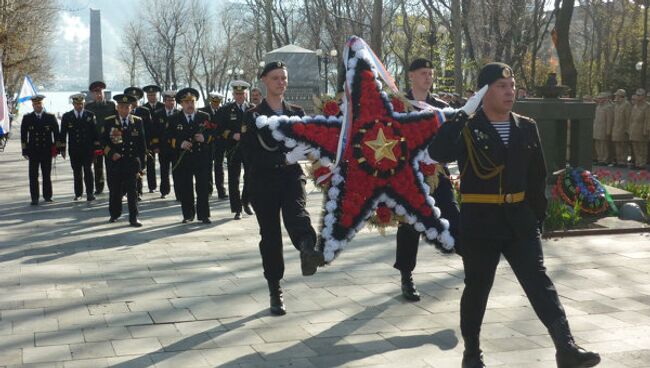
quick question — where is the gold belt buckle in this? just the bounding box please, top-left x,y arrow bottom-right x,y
504,193 -> 513,203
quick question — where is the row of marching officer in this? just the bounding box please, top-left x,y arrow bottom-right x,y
22,80 -> 262,226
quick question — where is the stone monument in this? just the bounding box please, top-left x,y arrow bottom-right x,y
262,45 -> 320,113
89,9 -> 103,88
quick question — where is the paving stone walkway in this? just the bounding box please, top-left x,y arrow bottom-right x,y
1,130 -> 649,367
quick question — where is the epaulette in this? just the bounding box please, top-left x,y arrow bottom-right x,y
288,103 -> 304,111
105,115 -> 115,120
132,115 -> 142,121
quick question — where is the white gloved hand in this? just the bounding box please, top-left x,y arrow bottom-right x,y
285,144 -> 313,164
460,85 -> 488,115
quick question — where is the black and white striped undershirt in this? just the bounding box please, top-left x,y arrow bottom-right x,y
492,121 -> 510,146
272,108 -> 284,116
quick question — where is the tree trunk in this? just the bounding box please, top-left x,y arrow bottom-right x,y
451,0 -> 462,93
370,0 -> 383,59
554,0 -> 577,97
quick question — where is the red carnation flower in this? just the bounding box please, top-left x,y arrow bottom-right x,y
323,101 -> 341,116
376,205 -> 392,224
420,163 -> 437,176
314,166 -> 332,185
293,122 -> 306,135
391,97 -> 405,113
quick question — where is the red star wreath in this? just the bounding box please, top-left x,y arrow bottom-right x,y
256,36 -> 457,262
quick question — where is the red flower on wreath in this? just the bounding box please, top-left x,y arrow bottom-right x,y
323,100 -> 341,116
376,205 -> 392,224
391,96 -> 406,113
314,166 -> 332,185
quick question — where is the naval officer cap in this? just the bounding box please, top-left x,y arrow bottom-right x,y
208,92 -> 224,102
30,94 -> 46,102
113,94 -> 137,105
477,62 -> 514,89
260,61 -> 287,78
408,58 -> 433,72
88,81 -> 106,91
230,80 -> 251,92
70,93 -> 86,103
175,87 -> 200,103
143,85 -> 162,94
162,90 -> 177,99
124,86 -> 144,100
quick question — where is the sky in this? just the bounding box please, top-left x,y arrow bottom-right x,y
52,0 -> 224,91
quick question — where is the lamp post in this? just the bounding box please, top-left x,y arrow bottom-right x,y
316,48 -> 338,95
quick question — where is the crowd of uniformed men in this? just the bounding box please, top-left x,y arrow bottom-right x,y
592,88 -> 650,170
19,59 -> 602,368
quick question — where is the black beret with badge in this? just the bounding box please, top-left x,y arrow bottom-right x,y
477,62 -> 514,89
408,58 -> 433,72
143,85 -> 162,94
124,86 -> 144,100
113,94 -> 137,105
260,61 -> 287,78
175,87 -> 200,103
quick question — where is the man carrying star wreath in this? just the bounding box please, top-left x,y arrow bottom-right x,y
394,58 -> 459,302
429,62 -> 600,368
241,61 -> 324,316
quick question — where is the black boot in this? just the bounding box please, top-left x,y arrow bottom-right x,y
400,271 -> 420,301
461,335 -> 486,368
549,318 -> 600,368
299,238 -> 324,276
267,280 -> 286,316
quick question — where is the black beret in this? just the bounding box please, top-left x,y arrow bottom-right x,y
88,81 -> 106,91
260,61 -> 287,78
113,94 -> 137,105
408,58 -> 433,72
143,85 -> 162,94
175,87 -> 200,103
124,87 -> 144,100
477,62 -> 513,89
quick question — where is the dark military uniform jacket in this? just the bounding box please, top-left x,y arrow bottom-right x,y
21,111 -> 60,158
405,90 -> 449,109
85,100 -> 116,136
102,114 -> 147,167
59,109 -> 99,156
132,106 -> 153,152
166,110 -> 213,161
242,99 -> 305,181
428,109 -> 547,239
199,105 -> 222,146
144,101 -> 164,114
217,101 -> 253,151
151,108 -> 179,153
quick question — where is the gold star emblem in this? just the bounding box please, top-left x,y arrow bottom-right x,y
364,128 -> 398,162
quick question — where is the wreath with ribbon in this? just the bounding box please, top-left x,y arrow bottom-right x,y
554,167 -> 616,215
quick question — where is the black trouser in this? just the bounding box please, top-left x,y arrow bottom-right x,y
93,154 -> 105,193
394,172 -> 460,272
213,142 -> 226,196
175,154 -> 211,220
107,157 -> 139,220
70,152 -> 94,197
459,234 -> 566,340
28,154 -> 53,202
146,153 -> 157,191
227,149 -> 250,213
250,167 -> 317,281
159,150 -> 173,196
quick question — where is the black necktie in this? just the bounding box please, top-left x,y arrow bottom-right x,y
122,118 -> 128,129
187,115 -> 193,124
